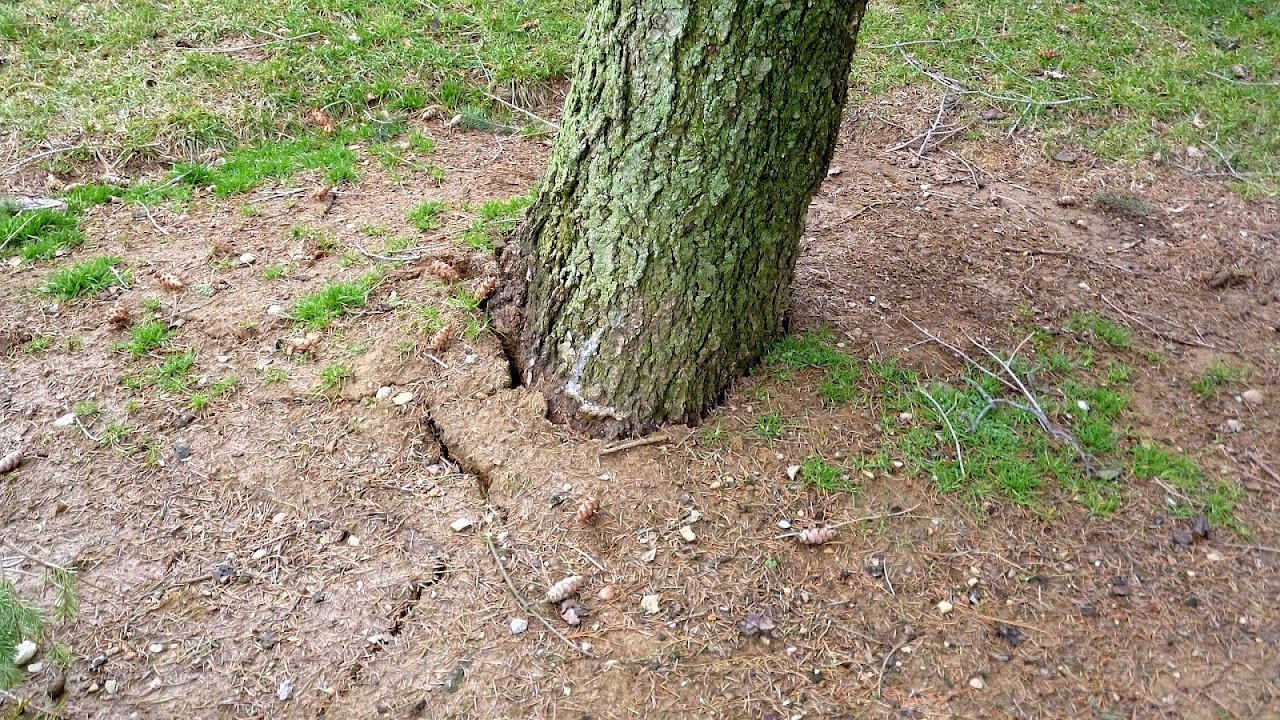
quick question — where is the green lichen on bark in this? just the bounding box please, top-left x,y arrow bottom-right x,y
495,0 -> 867,437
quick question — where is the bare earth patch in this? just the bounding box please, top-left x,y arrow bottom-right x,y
2,98 -> 1278,719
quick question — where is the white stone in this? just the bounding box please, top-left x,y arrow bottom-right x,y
267,304 -> 284,316
52,413 -> 76,427
640,594 -> 661,615
346,535 -> 360,546
277,680 -> 294,701
786,465 -> 801,481
239,253 -> 256,265
969,676 -> 985,690
1241,389 -> 1265,406
679,526 -> 697,542
936,600 -> 955,615
148,642 -> 165,654
252,548 -> 269,560
26,662 -> 44,673
509,617 -> 529,635
392,391 -> 415,406
104,679 -> 119,695
450,518 -> 474,532
12,640 -> 38,665
375,386 -> 392,401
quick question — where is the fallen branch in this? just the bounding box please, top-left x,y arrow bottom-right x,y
1,144 -> 85,177
1244,450 -> 1280,490
898,48 -> 1092,107
353,238 -> 421,263
918,385 -> 965,479
599,434 -> 669,456
1099,294 -> 1219,350
774,505 -> 921,539
483,533 -> 590,657
482,92 -> 561,131
876,633 -> 919,698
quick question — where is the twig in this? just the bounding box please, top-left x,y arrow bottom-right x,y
1152,478 -> 1195,507
483,533 -> 590,657
139,203 -> 170,236
1,144 -> 85,176
1207,71 -> 1280,87
0,688 -> 66,719
1099,294 -> 1219,350
915,94 -> 953,162
424,353 -> 449,369
1244,451 -> 1280,486
1002,246 -> 1138,276
918,385 -> 965,479
353,238 -> 421,263
775,505 -> 921,539
0,538 -> 75,573
897,48 -> 1091,107
482,92 -> 560,130
247,188 -> 306,204
1202,139 -> 1249,182
868,34 -> 1009,49
876,634 -> 918,698
599,434 -> 670,456
189,31 -> 319,54
1226,543 -> 1280,555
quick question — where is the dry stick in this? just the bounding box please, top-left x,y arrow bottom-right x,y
599,434 -> 670,456
774,505 -> 921,539
1,144 -> 84,176
353,238 -> 421,263
140,203 -> 170,236
1207,70 -> 1280,87
915,93 -> 952,163
1099,294 -> 1219,350
868,34 -> 1009,49
0,688 -> 66,719
482,92 -> 560,131
483,533 -> 591,657
876,634 -> 919,698
918,386 -> 965,480
1202,139 -> 1249,182
897,48 -> 1091,107
1226,543 -> 1280,554
190,31 -> 319,54
1244,450 -> 1280,489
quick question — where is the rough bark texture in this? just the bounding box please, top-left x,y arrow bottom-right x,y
493,0 -> 867,438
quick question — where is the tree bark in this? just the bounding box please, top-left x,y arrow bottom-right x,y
493,0 -> 868,438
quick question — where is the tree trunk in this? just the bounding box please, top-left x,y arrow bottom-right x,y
493,0 -> 868,438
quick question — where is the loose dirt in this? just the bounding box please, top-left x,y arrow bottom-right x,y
2,90 -> 1278,719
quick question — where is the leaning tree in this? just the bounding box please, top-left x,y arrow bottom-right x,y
492,0 -> 869,437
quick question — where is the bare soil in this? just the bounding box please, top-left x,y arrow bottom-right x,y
2,91 -> 1279,720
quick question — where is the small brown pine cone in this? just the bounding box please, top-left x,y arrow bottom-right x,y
426,260 -> 461,282
575,497 -> 599,524
545,575 -> 584,603
469,276 -> 498,300
795,526 -> 837,545
107,304 -> 132,327
427,322 -> 454,353
158,272 -> 187,292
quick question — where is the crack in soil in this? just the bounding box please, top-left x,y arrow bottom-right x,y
424,406 -> 491,497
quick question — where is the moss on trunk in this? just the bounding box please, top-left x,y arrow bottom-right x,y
494,0 -> 868,437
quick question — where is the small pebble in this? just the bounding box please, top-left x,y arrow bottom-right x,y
641,594 -> 661,615
1241,389 -> 1265,406
450,518 -> 474,532
679,526 -> 697,542
52,413 -> 77,428
267,304 -> 284,316
252,548 -> 269,560
936,600 -> 954,615
509,617 -> 529,635
104,679 -> 119,695
277,680 -> 294,701
375,386 -> 392,401
346,535 -> 360,546
1207,551 -> 1223,562
148,643 -> 165,654
597,584 -> 618,601
969,676 -> 986,690
776,519 -> 791,530
392,391 -> 415,406
27,662 -> 44,673
239,253 -> 256,265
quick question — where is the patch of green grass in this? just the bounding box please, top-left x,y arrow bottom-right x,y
316,363 -> 355,394
457,193 -> 534,251
289,272 -> 380,329
753,409 -> 783,441
762,331 -> 863,404
172,135 -> 358,197
73,400 -> 101,417
1068,311 -> 1131,350
799,454 -> 859,494
262,264 -> 289,281
37,256 -> 126,300
0,206 -> 83,261
22,336 -> 52,354
851,0 -> 1280,193
119,319 -> 173,357
699,421 -> 729,447
408,200 -> 449,231
156,350 -> 197,393
189,378 -> 237,412
1190,360 -> 1248,399
260,367 -> 290,384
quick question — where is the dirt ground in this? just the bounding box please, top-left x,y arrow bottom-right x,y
2,88 -> 1279,720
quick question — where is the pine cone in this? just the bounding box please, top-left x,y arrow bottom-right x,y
545,575 -> 584,603
427,322 -> 454,353
0,448 -> 23,474
574,497 -> 599,524
158,272 -> 188,292
283,332 -> 319,355
795,526 -> 837,545
469,276 -> 498,300
107,304 -> 132,327
426,260 -> 461,282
